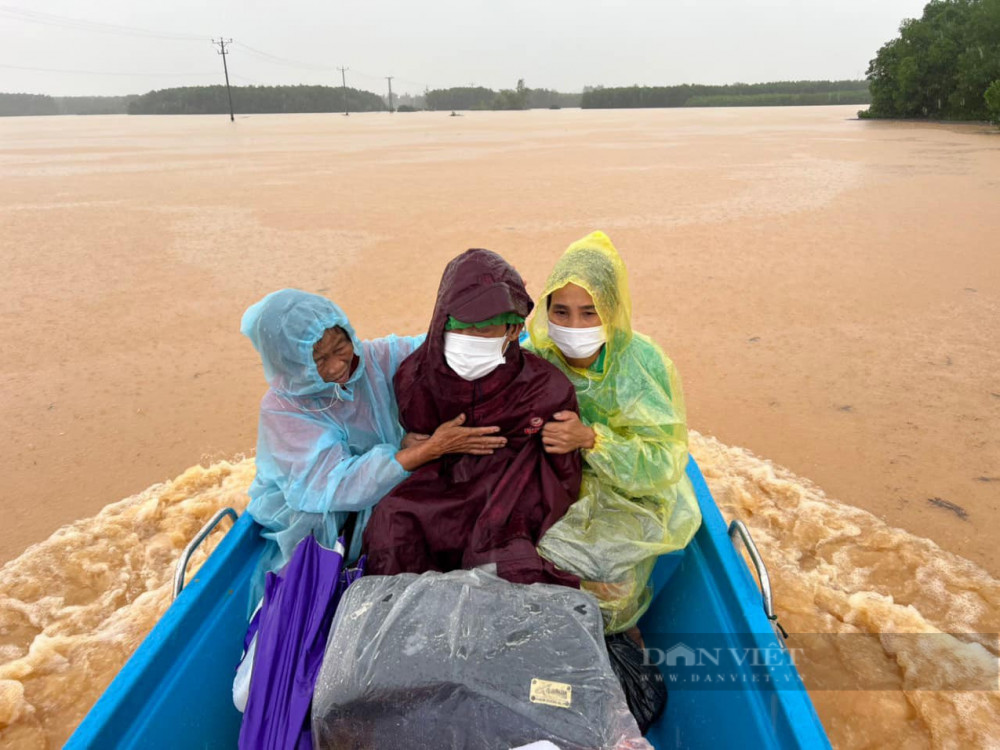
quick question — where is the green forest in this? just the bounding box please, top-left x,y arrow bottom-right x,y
420,81 -> 868,111
580,80 -> 870,109
422,81 -> 581,110
862,0 -> 1000,122
0,93 -> 135,116
0,86 -> 385,116
2,79 -> 870,117
127,85 -> 386,115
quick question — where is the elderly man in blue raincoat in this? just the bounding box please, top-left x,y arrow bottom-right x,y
240,289 -> 507,599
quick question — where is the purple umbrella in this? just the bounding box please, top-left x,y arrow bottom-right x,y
239,535 -> 364,750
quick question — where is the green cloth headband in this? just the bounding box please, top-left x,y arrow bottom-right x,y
445,312 -> 525,331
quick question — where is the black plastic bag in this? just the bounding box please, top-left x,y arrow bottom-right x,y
605,633 -> 668,735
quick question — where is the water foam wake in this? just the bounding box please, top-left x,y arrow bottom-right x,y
0,437 -> 997,749
0,460 -> 254,749
691,432 -> 999,750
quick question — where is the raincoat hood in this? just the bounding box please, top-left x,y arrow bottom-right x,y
241,289 -> 364,399
417,248 -> 533,387
528,231 -> 632,378
366,250 -> 582,587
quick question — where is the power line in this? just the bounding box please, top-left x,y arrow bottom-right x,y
0,62 -> 216,77
392,75 -> 433,91
224,52 -> 410,94
231,73 -> 261,86
232,42 -> 334,72
346,68 -> 385,82
0,7 -> 441,93
201,43 -> 420,89
385,76 -> 394,113
0,5 -> 206,41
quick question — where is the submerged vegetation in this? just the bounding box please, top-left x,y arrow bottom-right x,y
860,0 -> 1000,122
126,85 -> 386,115
0,86 -> 385,116
421,80 -> 868,111
422,81 -> 581,110
3,79 -> 870,117
987,80 -> 1000,123
580,81 -> 870,109
0,93 -> 136,116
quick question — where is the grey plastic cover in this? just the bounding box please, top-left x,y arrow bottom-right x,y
311,568 -> 652,750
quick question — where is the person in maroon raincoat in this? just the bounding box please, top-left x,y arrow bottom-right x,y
362,249 -> 582,587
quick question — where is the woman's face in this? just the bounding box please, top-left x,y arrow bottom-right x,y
548,283 -> 602,328
312,327 -> 356,383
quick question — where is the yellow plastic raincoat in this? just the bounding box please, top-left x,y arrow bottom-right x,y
528,231 -> 702,632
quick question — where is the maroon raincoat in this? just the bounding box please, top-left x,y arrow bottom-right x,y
362,249 -> 582,587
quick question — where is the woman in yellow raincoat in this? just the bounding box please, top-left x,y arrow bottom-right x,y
527,230 -> 702,634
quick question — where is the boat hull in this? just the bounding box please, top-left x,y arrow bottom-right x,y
66,459 -> 829,749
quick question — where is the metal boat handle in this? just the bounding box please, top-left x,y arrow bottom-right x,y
728,519 -> 787,639
172,507 -> 238,600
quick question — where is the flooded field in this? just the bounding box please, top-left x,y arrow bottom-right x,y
0,107 -> 998,747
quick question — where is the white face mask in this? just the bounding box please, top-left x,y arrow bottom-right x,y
548,321 -> 606,360
443,332 -> 509,381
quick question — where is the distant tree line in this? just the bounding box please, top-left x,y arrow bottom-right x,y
526,88 -> 583,109
424,86 -> 496,110
127,85 -> 386,115
423,81 -> 582,111
58,96 -> 137,114
861,0 -> 1000,123
687,91 -> 870,107
493,79 -> 531,110
0,93 -> 54,116
0,93 -> 135,116
580,81 -> 870,109
3,78 -> 888,118
1,86 -> 384,116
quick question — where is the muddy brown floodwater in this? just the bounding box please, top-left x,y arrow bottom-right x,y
0,107 -> 998,747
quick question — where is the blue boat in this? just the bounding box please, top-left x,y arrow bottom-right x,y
66,459 -> 830,749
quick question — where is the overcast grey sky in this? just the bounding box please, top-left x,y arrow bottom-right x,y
1,0 -> 930,97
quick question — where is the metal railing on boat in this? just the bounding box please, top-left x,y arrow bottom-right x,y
728,519 -> 788,640
173,507 -> 239,600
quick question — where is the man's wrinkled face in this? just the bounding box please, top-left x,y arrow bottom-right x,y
312,327 -> 356,384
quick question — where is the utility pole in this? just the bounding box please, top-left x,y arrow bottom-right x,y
338,66 -> 350,115
212,37 -> 235,122
385,76 -> 394,113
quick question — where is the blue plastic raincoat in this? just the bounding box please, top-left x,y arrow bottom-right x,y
241,289 -> 421,600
